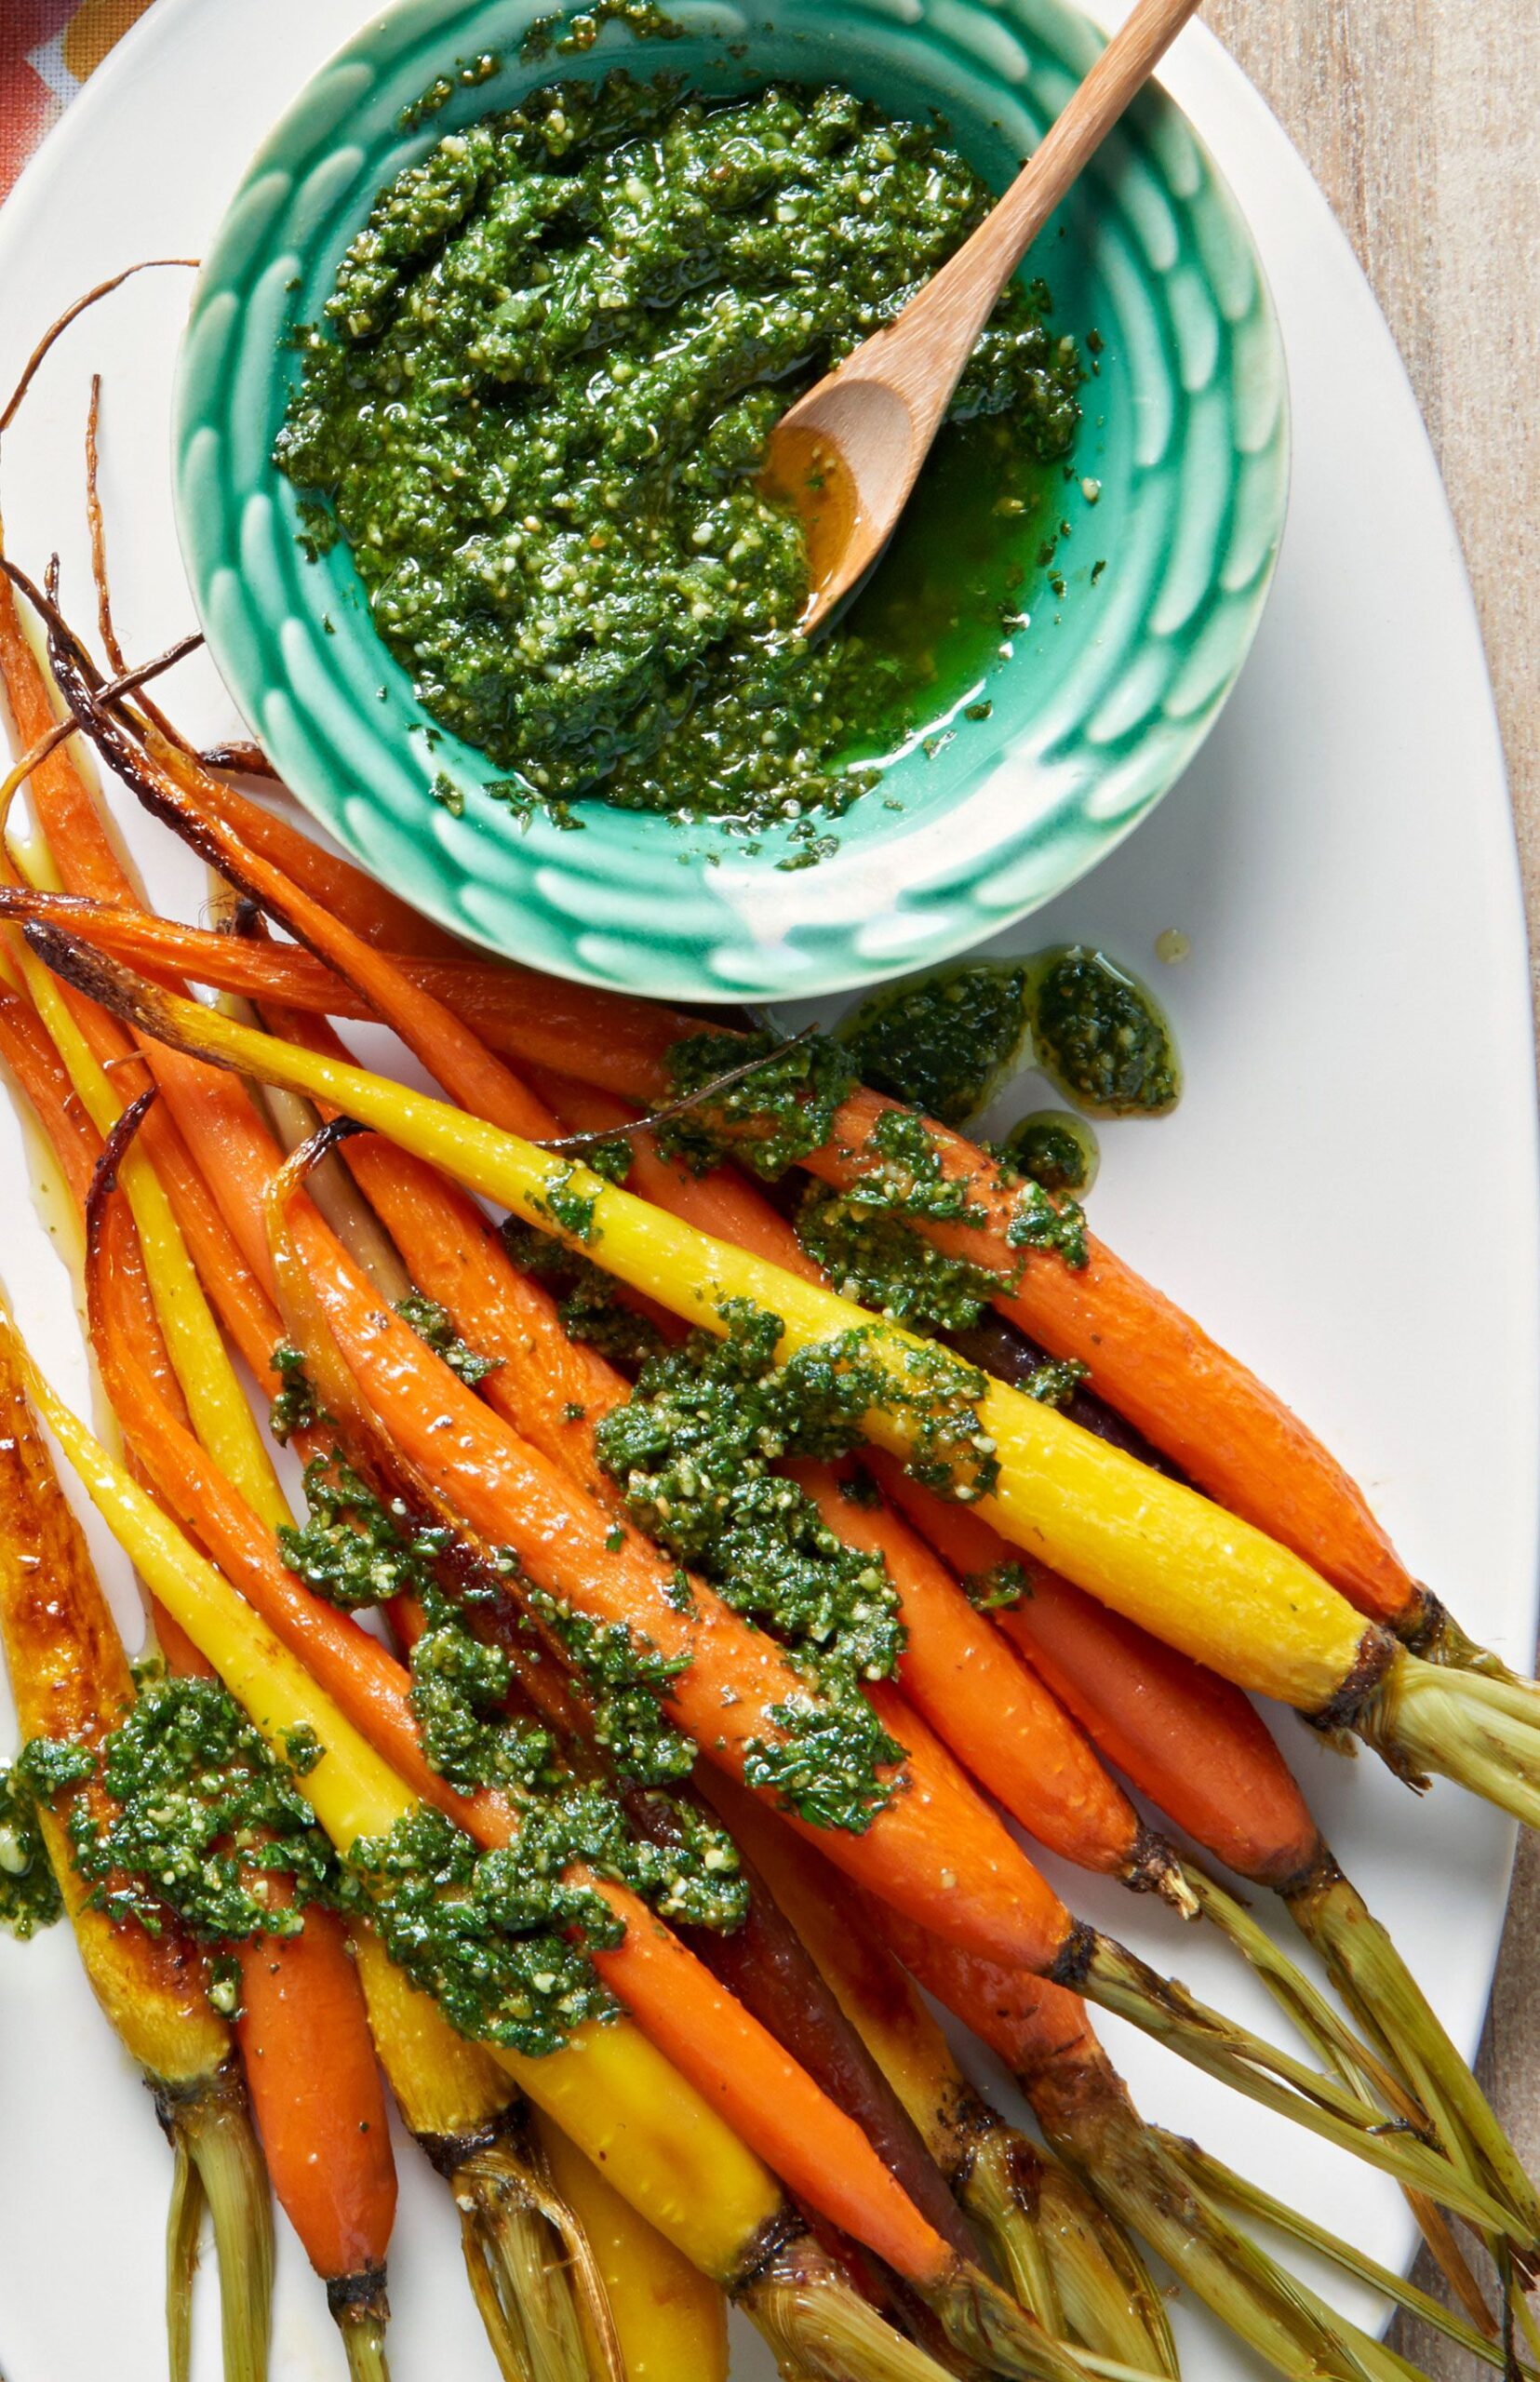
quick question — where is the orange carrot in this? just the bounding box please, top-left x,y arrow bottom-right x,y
48,680 -> 555,1142
154,743 -> 467,963
234,1889 -> 396,2317
146,1613 -> 398,2330
871,1455 -> 1322,1889
75,773 -> 1404,1649
529,1068 -> 819,1280
263,1027 -> 1183,1904
0,884 -> 684,1085
789,1456 -> 1180,1894
266,1002 -> 656,1461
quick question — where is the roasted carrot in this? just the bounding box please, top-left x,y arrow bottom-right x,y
258,1141 -> 1540,2231
0,882 -> 680,1082
876,1457 -> 1540,2260
27,783 -> 1421,1666
0,1325 -> 273,2382
20,1064 -> 399,2375
152,1601 -> 397,2376
537,2117 -> 730,2382
234,1884 -> 396,2375
713,1777 -> 1177,2376
629,1788 -> 982,2266
791,1455 -> 1185,1900
14,1330 -> 1099,2382
34,943 -> 1540,2228
9,622 -> 1532,2201
273,1008 -> 1188,1911
33,750 -> 1416,1667
351,1925 -> 618,2382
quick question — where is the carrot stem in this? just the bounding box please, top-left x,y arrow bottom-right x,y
1170,2139 -> 1520,2375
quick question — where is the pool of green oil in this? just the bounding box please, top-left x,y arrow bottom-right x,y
834,411 -> 1068,768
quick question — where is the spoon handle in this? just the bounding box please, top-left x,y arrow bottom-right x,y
986,0 -> 1205,274
889,0 -> 1204,388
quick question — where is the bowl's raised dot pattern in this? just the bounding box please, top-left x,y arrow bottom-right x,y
177,0 -> 1289,1003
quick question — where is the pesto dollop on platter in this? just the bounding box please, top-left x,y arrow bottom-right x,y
277,69 -> 1082,836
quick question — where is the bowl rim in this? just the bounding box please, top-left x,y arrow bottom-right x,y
174,0 -> 1291,1005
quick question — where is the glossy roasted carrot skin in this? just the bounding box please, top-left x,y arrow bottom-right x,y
287,1018 -> 1180,1894
530,1067 -> 820,1279
873,1456 -> 1324,1890
0,1332 -> 225,2079
0,885 -> 681,1087
154,1595 -> 397,2304
636,1794 -> 980,2264
234,1886 -> 397,2292
67,702 -> 556,1144
538,2117 -> 731,2382
44,966 -> 1384,1721
0,864 -> 1425,1637
194,854 -> 1406,1635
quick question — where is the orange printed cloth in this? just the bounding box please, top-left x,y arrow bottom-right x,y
1,0 -> 156,201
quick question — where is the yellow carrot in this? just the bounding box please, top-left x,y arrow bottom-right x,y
0,1320 -> 273,2382
0,890 -> 288,1529
538,2116 -> 730,2382
352,1926 -> 619,2382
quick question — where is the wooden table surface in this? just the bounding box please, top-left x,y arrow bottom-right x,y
1203,5 -> 1538,2367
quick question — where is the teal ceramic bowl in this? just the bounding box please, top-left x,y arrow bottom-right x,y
176,0 -> 1287,1003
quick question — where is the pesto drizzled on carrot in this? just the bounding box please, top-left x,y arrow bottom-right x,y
0,1757 -> 62,1938
596,1300 -> 909,1832
277,70 -> 1081,836
797,1105 -> 1084,1334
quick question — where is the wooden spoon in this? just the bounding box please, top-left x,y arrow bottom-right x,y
762,0 -> 1204,630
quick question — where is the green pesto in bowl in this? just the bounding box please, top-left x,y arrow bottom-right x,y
275,68 -> 1085,844
176,0 -> 1289,1001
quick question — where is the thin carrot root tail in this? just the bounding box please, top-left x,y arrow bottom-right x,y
1079,1931 -> 1525,2238
453,2140 -> 616,2382
165,2123 -> 206,2382
158,2066 -> 275,2382
1283,1862 -> 1540,2258
1027,2159 -> 1180,2380
328,2273 -> 391,2382
1359,1651 -> 1540,1836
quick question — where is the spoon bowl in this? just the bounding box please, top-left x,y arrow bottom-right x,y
766,0 -> 1205,630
